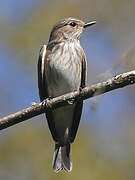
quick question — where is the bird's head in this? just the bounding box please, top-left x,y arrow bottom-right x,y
49,17 -> 96,42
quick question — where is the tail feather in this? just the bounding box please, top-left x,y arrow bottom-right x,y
52,144 -> 63,172
53,143 -> 72,172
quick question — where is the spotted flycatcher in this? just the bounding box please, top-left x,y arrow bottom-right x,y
38,17 -> 96,172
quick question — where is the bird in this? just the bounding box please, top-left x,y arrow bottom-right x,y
38,17 -> 96,172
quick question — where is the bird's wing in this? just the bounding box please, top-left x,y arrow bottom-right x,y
38,44 -> 48,101
70,54 -> 87,142
38,44 -> 58,141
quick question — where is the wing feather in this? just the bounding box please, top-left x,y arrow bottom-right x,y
70,54 -> 87,142
38,44 -> 48,101
38,44 -> 58,141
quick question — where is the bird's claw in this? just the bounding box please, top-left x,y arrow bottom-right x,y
42,97 -> 53,109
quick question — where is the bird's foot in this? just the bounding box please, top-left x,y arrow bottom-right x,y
42,97 -> 53,109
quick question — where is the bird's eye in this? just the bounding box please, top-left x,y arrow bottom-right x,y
69,22 -> 77,27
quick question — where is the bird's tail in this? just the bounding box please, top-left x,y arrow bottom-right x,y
52,143 -> 72,172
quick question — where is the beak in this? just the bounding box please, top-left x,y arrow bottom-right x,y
84,21 -> 96,28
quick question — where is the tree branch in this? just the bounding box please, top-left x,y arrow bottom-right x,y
0,70 -> 135,130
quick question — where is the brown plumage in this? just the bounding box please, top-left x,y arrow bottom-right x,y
38,17 -> 96,172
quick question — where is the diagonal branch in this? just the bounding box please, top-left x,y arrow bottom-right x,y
0,70 -> 135,130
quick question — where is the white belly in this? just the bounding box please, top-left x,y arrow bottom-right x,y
47,41 -> 82,97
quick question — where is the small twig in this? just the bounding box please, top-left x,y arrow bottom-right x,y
0,70 -> 135,130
